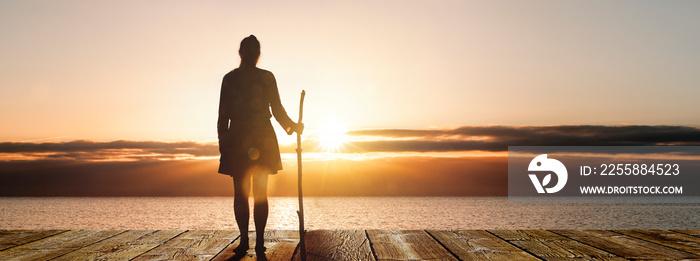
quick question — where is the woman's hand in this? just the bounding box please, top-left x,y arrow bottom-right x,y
294,122 -> 304,135
285,122 -> 304,135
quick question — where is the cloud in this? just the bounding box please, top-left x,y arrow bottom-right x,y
0,140 -> 219,161
346,125 -> 700,152
2,125 -> 698,196
1,125 -> 698,162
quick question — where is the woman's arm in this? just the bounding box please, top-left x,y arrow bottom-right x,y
265,71 -> 298,135
217,74 -> 231,151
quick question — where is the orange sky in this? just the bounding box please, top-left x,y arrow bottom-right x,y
1,125 -> 698,196
1,1 -> 699,142
1,1 -> 700,196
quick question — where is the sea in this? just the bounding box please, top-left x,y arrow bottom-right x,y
1,197 -> 699,230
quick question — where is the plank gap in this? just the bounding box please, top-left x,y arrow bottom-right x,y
128,230 -> 189,261
210,232 -> 240,261
0,230 -> 70,252
366,230 -> 380,261
549,229 -> 697,260
48,230 -> 128,260
484,230 -> 545,261
425,230 -> 463,261
546,230 -> 629,260
612,230 -> 700,257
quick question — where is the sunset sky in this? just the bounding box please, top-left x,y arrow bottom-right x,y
1,1 -> 699,196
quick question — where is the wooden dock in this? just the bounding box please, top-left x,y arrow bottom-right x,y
1,229 -> 699,260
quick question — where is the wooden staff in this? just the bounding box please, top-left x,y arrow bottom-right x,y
296,90 -> 306,260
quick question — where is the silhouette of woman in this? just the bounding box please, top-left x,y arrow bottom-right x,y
217,35 -> 303,255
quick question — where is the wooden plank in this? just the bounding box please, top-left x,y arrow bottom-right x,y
213,230 -> 299,261
256,230 -> 299,261
489,230 -> 623,261
550,229 -> 700,260
289,230 -> 374,261
0,230 -> 67,251
548,230 -> 619,238
489,229 -> 568,241
133,230 -> 239,261
673,229 -> 700,236
614,229 -> 700,255
0,230 -> 123,261
428,230 -> 538,261
53,230 -> 184,260
507,240 -> 624,261
1,229 -> 699,260
210,235 -> 244,261
366,230 -> 457,261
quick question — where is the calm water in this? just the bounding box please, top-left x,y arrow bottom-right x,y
1,197 -> 699,230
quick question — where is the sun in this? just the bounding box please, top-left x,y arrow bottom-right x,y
317,119 -> 348,153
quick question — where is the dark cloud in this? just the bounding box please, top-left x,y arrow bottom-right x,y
1,125 -> 698,161
2,125 -> 697,196
347,125 -> 700,152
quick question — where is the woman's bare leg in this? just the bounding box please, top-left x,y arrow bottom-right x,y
233,171 -> 251,251
252,170 -> 269,250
